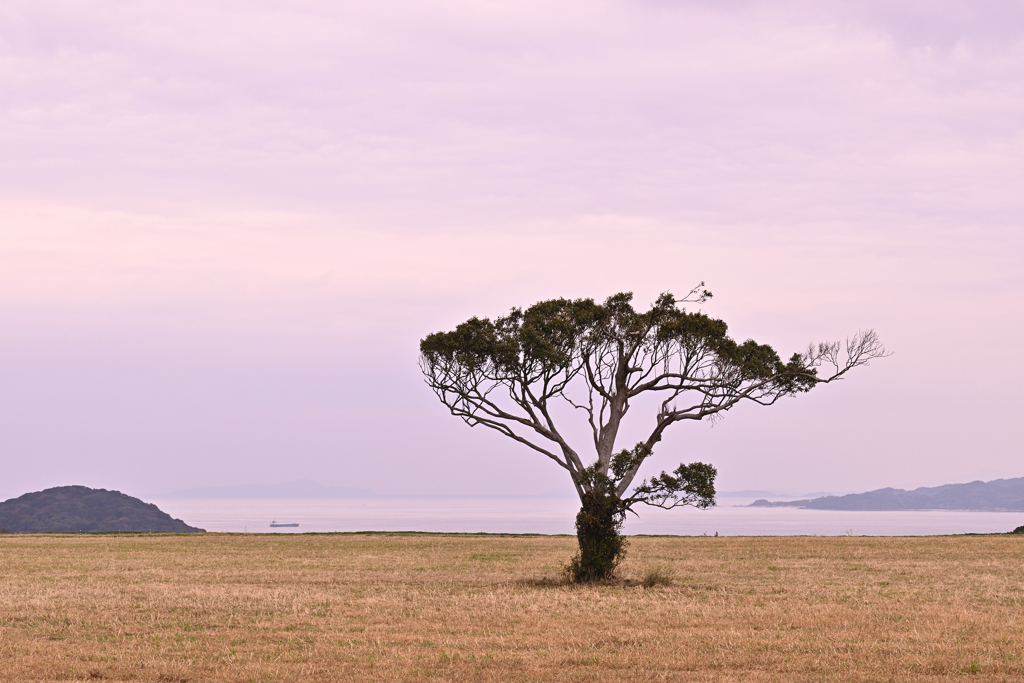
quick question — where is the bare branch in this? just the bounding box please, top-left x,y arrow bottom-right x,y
804,329 -> 890,382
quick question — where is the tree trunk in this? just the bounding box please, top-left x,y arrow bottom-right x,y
568,490 -> 627,582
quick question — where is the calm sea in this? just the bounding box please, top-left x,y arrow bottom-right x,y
149,497 -> 1024,536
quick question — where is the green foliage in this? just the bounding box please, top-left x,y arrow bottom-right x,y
567,487 -> 628,583
1012,525 -> 1024,534
610,443 -> 651,481
419,297 -> 602,379
419,288 -> 821,416
630,460 -> 718,510
565,464 -> 629,582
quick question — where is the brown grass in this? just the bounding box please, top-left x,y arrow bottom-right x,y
1,532 -> 1023,682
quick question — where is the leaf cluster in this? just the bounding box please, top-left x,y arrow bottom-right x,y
576,442 -> 718,514
628,460 -> 718,511
420,297 -> 601,380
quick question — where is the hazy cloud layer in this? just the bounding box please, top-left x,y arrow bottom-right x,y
1,1 -> 1021,500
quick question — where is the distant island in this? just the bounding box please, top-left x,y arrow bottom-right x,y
0,486 -> 205,533
751,477 -> 1024,511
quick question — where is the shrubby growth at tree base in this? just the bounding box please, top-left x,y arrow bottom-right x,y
419,286 -> 886,582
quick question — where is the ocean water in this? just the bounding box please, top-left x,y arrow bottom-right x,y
149,497 -> 1024,537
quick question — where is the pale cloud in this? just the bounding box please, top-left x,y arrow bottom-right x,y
0,1 -> 1021,499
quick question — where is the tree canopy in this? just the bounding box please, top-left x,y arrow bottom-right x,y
420,286 -> 886,579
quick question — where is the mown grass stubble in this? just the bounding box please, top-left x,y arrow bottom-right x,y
1,533 -> 1022,681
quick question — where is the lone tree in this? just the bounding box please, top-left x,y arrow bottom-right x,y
419,286 -> 886,582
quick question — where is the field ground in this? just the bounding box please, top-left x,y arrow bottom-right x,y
1,533 -> 1023,682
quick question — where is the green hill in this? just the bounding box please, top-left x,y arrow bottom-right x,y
0,486 -> 205,533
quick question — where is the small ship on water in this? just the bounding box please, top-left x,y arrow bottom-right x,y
270,521 -> 299,528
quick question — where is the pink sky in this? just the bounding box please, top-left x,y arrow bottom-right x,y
1,0 -> 1022,500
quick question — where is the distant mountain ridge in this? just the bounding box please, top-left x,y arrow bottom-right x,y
0,486 -> 204,533
751,477 -> 1024,511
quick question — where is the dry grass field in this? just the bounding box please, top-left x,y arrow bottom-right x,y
1,532 -> 1022,682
